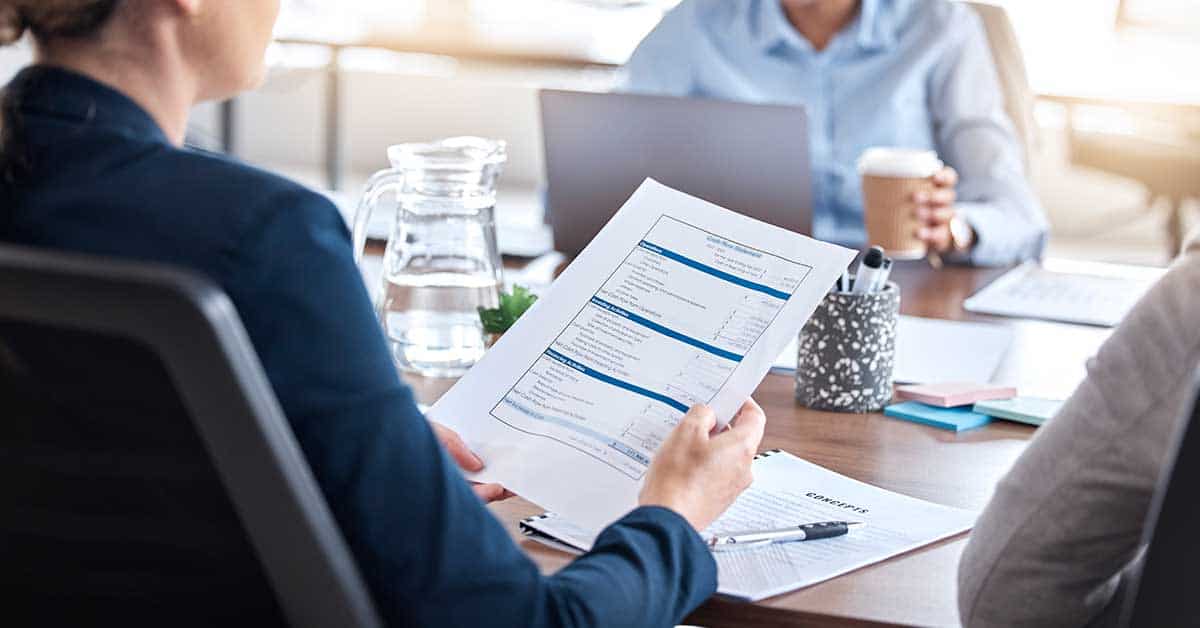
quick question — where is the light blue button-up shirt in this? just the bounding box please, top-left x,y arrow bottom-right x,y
623,0 -> 1048,266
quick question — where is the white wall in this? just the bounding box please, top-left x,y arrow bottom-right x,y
342,71 -> 544,184
219,51 -> 618,190
0,40 -> 573,191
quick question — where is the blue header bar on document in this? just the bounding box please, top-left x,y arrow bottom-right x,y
589,296 -> 744,363
637,240 -> 793,301
543,348 -> 691,413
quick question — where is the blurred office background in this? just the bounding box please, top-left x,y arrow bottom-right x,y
3,0 -> 1196,266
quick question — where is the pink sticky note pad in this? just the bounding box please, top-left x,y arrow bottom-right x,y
894,382 -> 1017,408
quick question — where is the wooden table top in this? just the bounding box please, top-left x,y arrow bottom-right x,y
403,261 -> 1113,628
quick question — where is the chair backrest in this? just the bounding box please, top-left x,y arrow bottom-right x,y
0,244 -> 381,628
965,1 -> 1037,174
1118,373 -> 1200,626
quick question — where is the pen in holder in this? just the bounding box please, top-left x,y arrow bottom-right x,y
795,280 -> 900,413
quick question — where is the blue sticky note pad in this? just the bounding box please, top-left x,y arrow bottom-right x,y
884,401 -> 992,432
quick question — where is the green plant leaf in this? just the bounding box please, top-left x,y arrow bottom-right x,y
478,285 -> 539,334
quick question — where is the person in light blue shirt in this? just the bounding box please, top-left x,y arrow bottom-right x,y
623,0 -> 1049,266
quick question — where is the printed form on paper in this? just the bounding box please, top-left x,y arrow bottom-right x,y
429,179 -> 855,529
520,451 -> 978,601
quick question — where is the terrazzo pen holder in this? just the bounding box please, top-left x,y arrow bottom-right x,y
795,281 -> 900,413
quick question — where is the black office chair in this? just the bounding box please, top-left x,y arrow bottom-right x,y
0,244 -> 381,627
1118,372 -> 1200,626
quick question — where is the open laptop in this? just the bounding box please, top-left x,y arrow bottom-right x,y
541,89 -> 813,257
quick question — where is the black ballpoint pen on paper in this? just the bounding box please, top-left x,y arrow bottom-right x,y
707,521 -> 864,552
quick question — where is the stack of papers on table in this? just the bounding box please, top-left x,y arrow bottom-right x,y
773,315 -> 1014,385
963,260 -> 1164,327
520,450 -> 977,601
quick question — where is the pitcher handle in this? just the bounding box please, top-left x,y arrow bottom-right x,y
353,168 -> 406,264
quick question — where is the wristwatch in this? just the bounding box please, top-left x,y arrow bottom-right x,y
948,215 -> 976,253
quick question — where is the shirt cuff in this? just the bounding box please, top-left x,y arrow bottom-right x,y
956,201 -> 1049,267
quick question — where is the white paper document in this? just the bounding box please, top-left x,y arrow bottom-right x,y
521,451 -> 978,601
963,260 -> 1164,328
773,315 -> 1014,384
430,179 -> 855,529
892,315 -> 1013,384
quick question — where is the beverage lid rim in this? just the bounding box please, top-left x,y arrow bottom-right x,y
856,147 -> 942,178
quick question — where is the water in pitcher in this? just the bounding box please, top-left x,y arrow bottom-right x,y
377,204 -> 502,377
379,271 -> 500,377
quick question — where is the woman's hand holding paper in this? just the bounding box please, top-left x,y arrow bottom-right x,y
638,400 -> 767,531
432,421 -> 516,503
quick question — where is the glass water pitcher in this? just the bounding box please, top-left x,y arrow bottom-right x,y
353,137 -> 506,377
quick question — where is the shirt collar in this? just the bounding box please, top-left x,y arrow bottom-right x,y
6,65 -> 170,146
755,0 -> 897,54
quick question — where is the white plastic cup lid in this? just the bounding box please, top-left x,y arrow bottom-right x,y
856,147 -> 943,178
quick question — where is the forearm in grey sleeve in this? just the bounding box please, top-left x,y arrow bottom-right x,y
958,247 -> 1200,627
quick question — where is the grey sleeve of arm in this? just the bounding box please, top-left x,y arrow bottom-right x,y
958,247 -> 1200,627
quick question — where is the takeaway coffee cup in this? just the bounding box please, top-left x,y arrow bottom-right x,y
857,147 -> 944,259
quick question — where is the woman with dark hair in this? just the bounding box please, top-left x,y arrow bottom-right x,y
0,2 -> 767,626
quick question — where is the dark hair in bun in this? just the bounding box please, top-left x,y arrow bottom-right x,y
0,1 -> 121,46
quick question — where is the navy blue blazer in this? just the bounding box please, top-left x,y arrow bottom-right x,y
0,66 -> 715,627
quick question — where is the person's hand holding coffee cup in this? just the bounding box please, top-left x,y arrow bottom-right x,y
913,166 -> 975,255
857,148 -> 975,262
